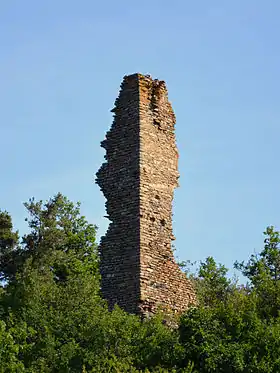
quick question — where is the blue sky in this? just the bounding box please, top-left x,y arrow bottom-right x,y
1,0 -> 280,278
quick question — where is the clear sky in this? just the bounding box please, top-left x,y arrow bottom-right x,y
1,0 -> 280,278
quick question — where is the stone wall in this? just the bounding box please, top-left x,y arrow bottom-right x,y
96,73 -> 196,316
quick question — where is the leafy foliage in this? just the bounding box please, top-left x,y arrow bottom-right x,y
235,226 -> 280,319
1,194 -> 280,372
0,210 -> 20,283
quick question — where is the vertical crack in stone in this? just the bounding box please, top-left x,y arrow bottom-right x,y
96,73 -> 196,317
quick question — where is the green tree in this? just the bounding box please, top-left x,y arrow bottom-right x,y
0,320 -> 26,372
193,256 -> 232,307
179,232 -> 280,373
179,289 -> 280,372
1,194 -> 188,372
0,210 -> 20,283
235,226 -> 280,319
1,194 -> 101,371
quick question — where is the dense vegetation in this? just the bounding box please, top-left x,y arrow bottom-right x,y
1,193 -> 280,372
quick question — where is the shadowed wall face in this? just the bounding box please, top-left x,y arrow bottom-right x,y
96,74 -> 196,315
96,75 -> 141,313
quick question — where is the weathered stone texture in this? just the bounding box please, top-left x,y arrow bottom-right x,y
96,73 -> 196,316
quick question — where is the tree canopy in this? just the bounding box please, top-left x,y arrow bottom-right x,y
1,194 -> 280,372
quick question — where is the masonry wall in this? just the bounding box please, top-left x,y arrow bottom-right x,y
96,74 -> 141,313
96,73 -> 196,316
138,75 -> 196,316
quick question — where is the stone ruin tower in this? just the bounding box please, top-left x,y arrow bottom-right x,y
96,73 -> 196,316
